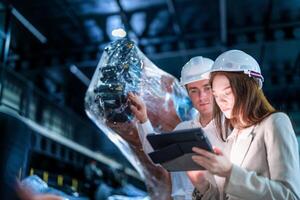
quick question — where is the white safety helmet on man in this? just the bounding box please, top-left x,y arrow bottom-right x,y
211,49 -> 264,88
180,56 -> 214,86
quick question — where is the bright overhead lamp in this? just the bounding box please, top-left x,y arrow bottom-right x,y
111,28 -> 127,38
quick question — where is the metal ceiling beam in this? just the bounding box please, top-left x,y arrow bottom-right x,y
47,4 -> 165,20
219,0 -> 227,45
69,64 -> 90,86
18,34 -> 300,72
259,0 -> 274,65
54,0 -> 89,43
11,7 -> 47,44
1,5 -> 12,65
166,0 -> 186,51
115,0 -> 139,41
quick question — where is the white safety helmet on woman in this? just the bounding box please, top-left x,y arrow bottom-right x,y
211,49 -> 264,88
180,56 -> 214,86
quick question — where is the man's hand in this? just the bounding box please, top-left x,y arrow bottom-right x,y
128,92 -> 148,123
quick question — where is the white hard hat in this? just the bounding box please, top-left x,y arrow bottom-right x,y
180,56 -> 214,86
211,50 -> 264,88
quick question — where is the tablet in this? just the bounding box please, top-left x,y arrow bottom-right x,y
146,128 -> 213,152
146,128 -> 213,171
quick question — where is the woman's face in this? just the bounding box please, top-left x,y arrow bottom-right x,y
212,74 -> 235,119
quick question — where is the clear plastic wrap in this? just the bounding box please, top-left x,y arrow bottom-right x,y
85,38 -> 197,199
20,175 -> 88,200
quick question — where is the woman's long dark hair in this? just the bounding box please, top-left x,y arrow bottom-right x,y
210,71 -> 276,141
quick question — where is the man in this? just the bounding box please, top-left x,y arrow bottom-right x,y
128,56 -> 224,200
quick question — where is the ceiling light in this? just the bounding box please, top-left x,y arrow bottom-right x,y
111,28 -> 127,38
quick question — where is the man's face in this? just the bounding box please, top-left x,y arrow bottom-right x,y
186,79 -> 213,116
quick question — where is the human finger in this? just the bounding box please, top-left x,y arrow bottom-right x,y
213,146 -> 223,155
192,155 -> 211,170
130,93 -> 143,106
130,105 -> 139,115
192,147 -> 215,160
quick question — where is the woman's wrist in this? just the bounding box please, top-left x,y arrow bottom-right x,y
196,180 -> 210,194
224,163 -> 233,178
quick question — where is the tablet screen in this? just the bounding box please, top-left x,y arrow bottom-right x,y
146,128 -> 213,152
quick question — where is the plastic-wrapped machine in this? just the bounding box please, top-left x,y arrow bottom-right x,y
85,38 -> 196,200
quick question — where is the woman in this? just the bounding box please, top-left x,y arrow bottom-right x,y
189,50 -> 300,200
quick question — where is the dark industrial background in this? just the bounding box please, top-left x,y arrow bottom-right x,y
1,0 -> 300,199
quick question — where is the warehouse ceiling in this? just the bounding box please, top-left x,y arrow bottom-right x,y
3,0 -> 300,129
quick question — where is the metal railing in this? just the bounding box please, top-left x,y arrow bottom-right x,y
0,67 -> 98,149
